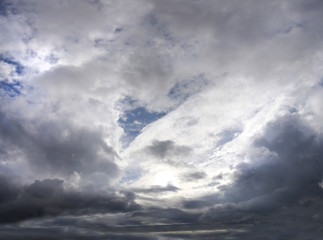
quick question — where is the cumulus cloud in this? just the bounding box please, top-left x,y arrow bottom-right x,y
0,107 -> 120,183
196,114 -> 323,237
225,115 -> 323,208
1,0 -> 323,239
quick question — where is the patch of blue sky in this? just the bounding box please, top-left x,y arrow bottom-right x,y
94,38 -> 115,49
0,80 -> 23,97
0,54 -> 25,76
118,104 -> 166,148
288,107 -> 298,114
168,73 -> 208,103
319,78 -> 323,87
0,54 -> 25,97
0,1 -> 19,16
115,27 -> 123,33
93,26 -> 123,49
25,49 -> 37,58
0,1 -> 9,16
120,167 -> 143,184
144,13 -> 176,44
45,53 -> 59,64
216,128 -> 242,147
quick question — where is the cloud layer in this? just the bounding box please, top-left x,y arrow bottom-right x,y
1,0 -> 323,239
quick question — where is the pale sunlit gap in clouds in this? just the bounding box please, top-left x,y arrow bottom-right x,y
1,0 -> 323,239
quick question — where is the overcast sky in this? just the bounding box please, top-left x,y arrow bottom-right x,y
1,0 -> 323,239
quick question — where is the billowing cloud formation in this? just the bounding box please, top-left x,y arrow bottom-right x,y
1,0 -> 323,239
197,115 -> 323,238
0,176 -> 140,224
0,106 -> 120,190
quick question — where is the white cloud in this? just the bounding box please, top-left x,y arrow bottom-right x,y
1,0 -> 323,235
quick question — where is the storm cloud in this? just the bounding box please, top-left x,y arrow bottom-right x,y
0,176 -> 140,224
196,114 -> 323,238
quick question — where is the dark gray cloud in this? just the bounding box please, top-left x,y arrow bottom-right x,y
182,199 -> 213,210
131,207 -> 200,225
221,115 -> 323,208
197,114 -> 323,237
0,226 -> 158,240
145,140 -> 191,159
0,223 -> 253,240
181,171 -> 207,182
0,176 -> 140,224
132,184 -> 179,194
0,108 -> 119,178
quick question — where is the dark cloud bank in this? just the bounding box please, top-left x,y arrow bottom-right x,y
0,177 -> 140,224
1,113 -> 323,239
196,115 -> 323,239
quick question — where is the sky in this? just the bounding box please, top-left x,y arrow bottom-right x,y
1,0 -> 323,239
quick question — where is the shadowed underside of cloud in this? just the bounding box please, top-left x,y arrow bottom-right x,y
224,115 -> 323,208
0,108 -> 119,179
0,224 -> 249,240
0,227 -> 158,240
132,184 -> 180,194
131,207 -> 201,225
145,140 -> 192,160
195,114 -> 323,238
0,176 -> 141,224
0,114 -> 323,240
2,112 -> 321,238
